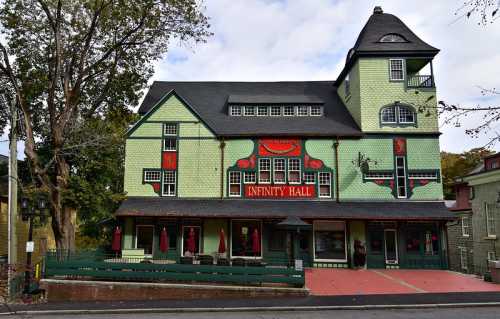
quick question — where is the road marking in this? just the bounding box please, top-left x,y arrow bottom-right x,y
371,270 -> 427,293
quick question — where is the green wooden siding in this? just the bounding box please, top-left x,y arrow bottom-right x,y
124,139 -> 162,196
337,60 -> 361,127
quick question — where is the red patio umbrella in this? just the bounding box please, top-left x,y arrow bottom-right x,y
252,228 -> 261,256
160,227 -> 169,253
186,227 -> 196,254
218,228 -> 226,254
111,226 -> 121,252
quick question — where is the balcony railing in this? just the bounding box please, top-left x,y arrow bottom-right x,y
407,75 -> 434,88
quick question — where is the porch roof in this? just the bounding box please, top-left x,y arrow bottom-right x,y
115,197 -> 455,220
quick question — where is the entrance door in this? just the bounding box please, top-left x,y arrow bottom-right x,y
367,228 -> 385,268
136,225 -> 154,256
384,229 -> 398,265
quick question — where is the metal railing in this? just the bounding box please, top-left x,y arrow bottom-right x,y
407,75 -> 434,88
44,250 -> 305,287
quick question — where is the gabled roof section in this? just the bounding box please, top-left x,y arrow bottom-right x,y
336,6 -> 439,84
138,81 -> 362,137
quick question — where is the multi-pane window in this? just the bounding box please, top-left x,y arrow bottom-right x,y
283,106 -> 295,116
162,171 -> 176,196
485,203 -> 496,237
244,106 -> 255,116
257,106 -> 268,116
144,170 -> 161,182
244,171 -> 256,184
398,106 -> 415,123
270,106 -> 281,116
259,158 -> 271,183
381,106 -> 396,123
380,33 -> 406,43
164,123 -> 177,136
395,156 -> 407,198
298,106 -> 309,116
459,247 -> 468,270
310,106 -> 322,116
273,159 -> 286,184
408,172 -> 438,179
461,216 -> 470,237
364,172 -> 394,179
345,73 -> 350,96
318,172 -> 331,198
230,106 -> 242,116
229,171 -> 241,197
163,138 -> 176,151
288,159 -> 301,184
389,59 -> 404,81
303,172 -> 315,184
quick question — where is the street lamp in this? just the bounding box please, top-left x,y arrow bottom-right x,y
20,196 -> 49,295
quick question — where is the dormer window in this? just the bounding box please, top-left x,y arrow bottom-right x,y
230,106 -> 242,116
379,33 -> 407,43
380,104 -> 416,125
244,106 -> 255,116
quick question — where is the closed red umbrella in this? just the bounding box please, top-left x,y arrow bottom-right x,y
218,228 -> 226,254
160,227 -> 169,253
252,228 -> 261,256
111,226 -> 121,252
186,227 -> 196,254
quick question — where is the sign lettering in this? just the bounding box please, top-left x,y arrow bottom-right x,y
245,185 -> 315,198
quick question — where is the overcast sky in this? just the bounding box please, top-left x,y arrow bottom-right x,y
1,0 -> 500,157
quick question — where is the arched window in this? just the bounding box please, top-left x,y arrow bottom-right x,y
381,106 -> 396,123
379,33 -> 407,43
380,104 -> 415,125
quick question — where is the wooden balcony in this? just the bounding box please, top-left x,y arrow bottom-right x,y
407,75 -> 434,88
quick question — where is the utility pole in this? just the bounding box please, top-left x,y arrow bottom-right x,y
7,95 -> 18,300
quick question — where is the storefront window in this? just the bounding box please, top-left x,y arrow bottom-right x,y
268,229 -> 286,251
314,221 -> 346,261
182,226 -> 200,256
424,230 -> 439,255
159,223 -> 178,249
370,231 -> 384,254
406,230 -> 421,253
231,220 -> 262,257
136,225 -> 154,255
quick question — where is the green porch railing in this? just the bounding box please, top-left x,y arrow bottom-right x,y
43,251 -> 305,287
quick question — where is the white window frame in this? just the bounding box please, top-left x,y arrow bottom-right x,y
318,172 -> 331,198
485,202 -> 496,237
135,225 -> 154,257
181,225 -> 202,257
384,229 -> 399,264
273,158 -> 286,184
163,138 -> 177,151
270,106 -> 281,116
283,106 -> 296,116
229,171 -> 242,197
258,158 -> 271,184
144,170 -> 161,182
395,156 -> 407,199
230,106 -> 242,116
243,106 -> 255,116
162,171 -> 176,196
459,246 -> 468,270
287,158 -> 301,184
398,105 -> 415,124
408,172 -> 438,180
257,106 -> 268,116
313,220 -> 347,263
230,219 -> 263,259
364,172 -> 394,180
488,251 -> 497,261
310,106 -> 323,116
461,216 -> 470,237
381,106 -> 397,124
163,123 -> 178,136
243,171 -> 256,184
389,58 -> 404,81
303,172 -> 316,184
297,106 -> 309,116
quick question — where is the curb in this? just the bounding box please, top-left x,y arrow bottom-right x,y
2,302 -> 500,315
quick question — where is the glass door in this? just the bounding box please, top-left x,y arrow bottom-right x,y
384,229 -> 398,264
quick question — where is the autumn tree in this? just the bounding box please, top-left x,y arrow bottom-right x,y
0,0 -> 211,251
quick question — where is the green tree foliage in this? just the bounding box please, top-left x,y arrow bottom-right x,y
0,0 -> 211,250
441,148 -> 493,199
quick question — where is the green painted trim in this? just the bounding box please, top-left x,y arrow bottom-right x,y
126,90 -> 217,137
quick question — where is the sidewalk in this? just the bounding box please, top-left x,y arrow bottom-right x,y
2,292 -> 500,315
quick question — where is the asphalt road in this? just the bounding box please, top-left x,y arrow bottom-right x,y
4,307 -> 500,319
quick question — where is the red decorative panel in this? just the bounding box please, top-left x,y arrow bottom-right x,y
152,183 -> 161,193
258,139 -> 301,157
393,138 -> 406,156
245,185 -> 315,198
162,152 -> 177,170
237,154 -> 256,169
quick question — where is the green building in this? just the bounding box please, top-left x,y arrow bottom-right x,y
116,6 -> 453,269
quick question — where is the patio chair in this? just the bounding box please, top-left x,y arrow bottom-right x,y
180,256 -> 193,264
198,255 -> 214,265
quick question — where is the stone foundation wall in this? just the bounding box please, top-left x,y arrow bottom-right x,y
41,279 -> 308,302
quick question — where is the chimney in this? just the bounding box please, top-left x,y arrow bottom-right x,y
373,6 -> 383,14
